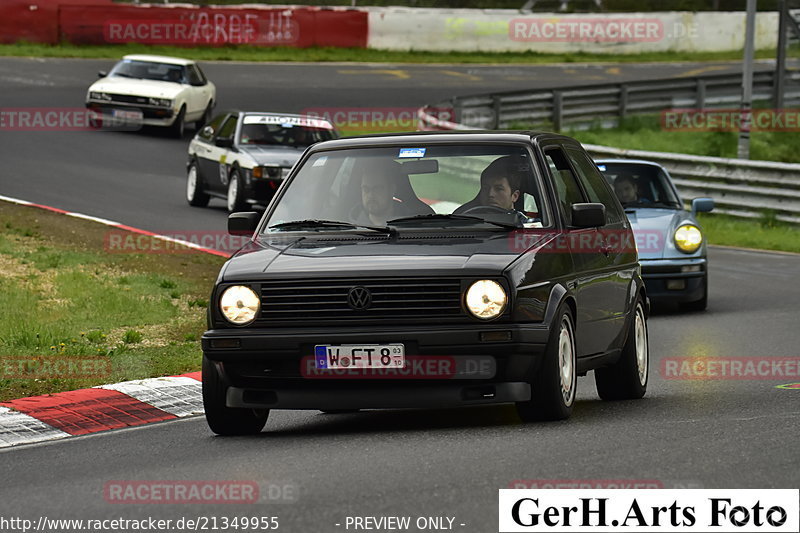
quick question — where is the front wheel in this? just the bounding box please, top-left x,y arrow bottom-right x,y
186,162 -> 210,207
516,303 -> 576,422
226,170 -> 247,212
202,356 -> 269,436
595,298 -> 648,400
170,106 -> 186,138
196,101 -> 213,131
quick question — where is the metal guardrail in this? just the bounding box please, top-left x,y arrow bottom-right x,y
423,70 -> 800,131
417,70 -> 800,224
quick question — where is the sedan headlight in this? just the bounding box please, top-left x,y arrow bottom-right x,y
148,97 -> 173,107
219,285 -> 260,325
674,224 -> 703,253
253,166 -> 287,180
465,280 -> 507,320
90,91 -> 111,101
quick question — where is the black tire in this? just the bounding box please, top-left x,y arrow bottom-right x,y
516,303 -> 577,422
170,105 -> 186,138
226,170 -> 247,212
202,356 -> 269,436
186,161 -> 210,207
679,274 -> 708,312
595,297 -> 649,400
195,101 -> 213,131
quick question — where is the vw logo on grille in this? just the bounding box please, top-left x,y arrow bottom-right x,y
347,286 -> 372,310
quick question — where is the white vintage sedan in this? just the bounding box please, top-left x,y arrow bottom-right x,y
85,54 -> 216,137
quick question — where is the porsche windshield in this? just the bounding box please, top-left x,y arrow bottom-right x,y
264,144 -> 548,232
598,163 -> 682,209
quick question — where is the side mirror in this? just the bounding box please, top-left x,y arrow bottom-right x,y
201,126 -> 214,138
571,203 -> 606,228
691,197 -> 714,215
98,71 -> 107,78
228,212 -> 260,236
215,137 -> 233,148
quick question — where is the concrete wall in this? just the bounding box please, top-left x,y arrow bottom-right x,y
367,8 -> 779,54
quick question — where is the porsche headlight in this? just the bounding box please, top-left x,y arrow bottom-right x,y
465,280 -> 507,320
220,285 -> 260,325
674,224 -> 703,253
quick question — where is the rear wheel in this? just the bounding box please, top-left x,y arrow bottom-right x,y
595,298 -> 648,400
516,303 -> 576,422
226,170 -> 247,212
186,162 -> 210,207
202,356 -> 269,435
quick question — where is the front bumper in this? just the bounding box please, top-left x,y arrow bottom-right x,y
202,323 -> 550,409
85,102 -> 176,128
640,257 -> 706,303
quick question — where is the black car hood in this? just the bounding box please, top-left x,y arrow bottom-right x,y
221,230 -> 554,281
239,145 -> 305,166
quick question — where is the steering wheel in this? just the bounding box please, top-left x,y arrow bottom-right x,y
460,205 -> 513,216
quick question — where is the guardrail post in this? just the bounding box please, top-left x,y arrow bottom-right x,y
492,95 -> 501,129
696,79 -> 706,109
553,91 -> 563,132
619,85 -> 628,120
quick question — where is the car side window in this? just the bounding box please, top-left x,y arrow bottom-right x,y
216,116 -> 238,141
187,65 -> 206,86
200,114 -> 225,142
544,147 -> 585,226
566,147 -> 624,225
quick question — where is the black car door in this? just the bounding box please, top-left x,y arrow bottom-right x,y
194,113 -> 227,189
542,144 -> 615,357
204,114 -> 239,195
565,145 -> 636,354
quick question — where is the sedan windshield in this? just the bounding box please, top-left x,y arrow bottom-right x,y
598,163 -> 682,209
239,116 -> 336,148
109,60 -> 186,83
264,144 -> 548,232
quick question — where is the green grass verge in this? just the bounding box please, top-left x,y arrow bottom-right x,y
0,201 -> 225,401
697,213 -> 800,254
567,115 -> 800,164
0,41 -> 788,64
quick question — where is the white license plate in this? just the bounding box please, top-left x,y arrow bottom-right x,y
314,344 -> 405,369
111,109 -> 143,120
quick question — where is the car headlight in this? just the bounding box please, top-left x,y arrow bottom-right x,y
219,285 -> 260,325
253,166 -> 287,180
90,91 -> 111,101
465,280 -> 507,320
148,97 -> 172,107
674,224 -> 703,253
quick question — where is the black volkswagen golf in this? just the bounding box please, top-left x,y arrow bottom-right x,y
201,131 -> 649,435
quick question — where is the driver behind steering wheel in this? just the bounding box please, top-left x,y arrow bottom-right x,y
461,155 -> 533,225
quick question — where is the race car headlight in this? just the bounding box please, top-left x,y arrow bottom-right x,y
465,280 -> 507,320
253,166 -> 284,179
674,224 -> 703,253
219,285 -> 260,325
148,97 -> 172,107
90,91 -> 111,101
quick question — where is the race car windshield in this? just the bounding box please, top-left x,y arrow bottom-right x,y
264,144 -> 549,233
109,60 -> 186,83
599,163 -> 682,209
238,122 -> 335,147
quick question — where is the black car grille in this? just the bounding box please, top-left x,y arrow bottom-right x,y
259,278 -> 463,322
105,94 -> 151,105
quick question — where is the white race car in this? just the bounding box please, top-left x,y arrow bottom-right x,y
85,54 -> 216,137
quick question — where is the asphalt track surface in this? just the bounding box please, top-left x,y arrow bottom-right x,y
1,57 -> 798,530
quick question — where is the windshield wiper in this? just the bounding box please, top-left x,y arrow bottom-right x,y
386,213 -> 519,229
268,219 -> 395,234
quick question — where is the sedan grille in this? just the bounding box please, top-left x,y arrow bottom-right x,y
259,278 -> 463,322
104,94 -> 150,105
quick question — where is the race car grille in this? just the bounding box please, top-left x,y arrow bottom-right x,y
105,94 -> 150,105
258,278 -> 464,321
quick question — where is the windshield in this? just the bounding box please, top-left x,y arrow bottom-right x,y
597,163 -> 682,209
264,144 -> 548,233
238,116 -> 336,148
109,60 -> 186,83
